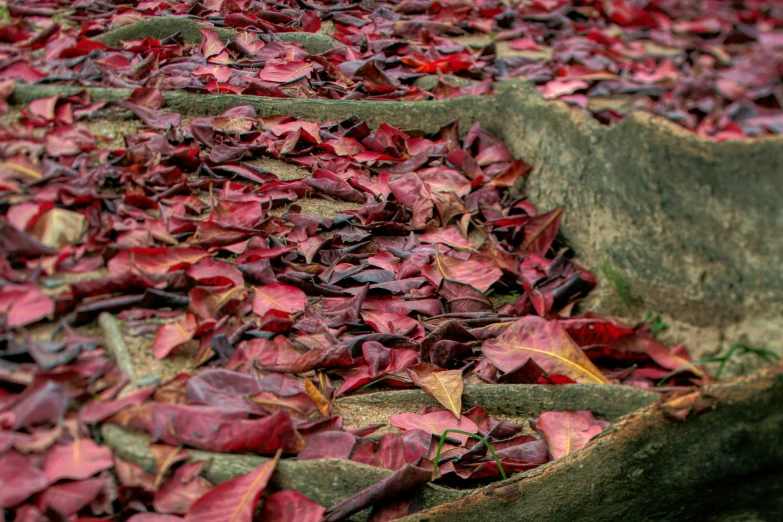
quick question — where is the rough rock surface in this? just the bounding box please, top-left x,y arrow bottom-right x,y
398,360 -> 783,522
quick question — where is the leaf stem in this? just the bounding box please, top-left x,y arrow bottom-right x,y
433,429 -> 507,481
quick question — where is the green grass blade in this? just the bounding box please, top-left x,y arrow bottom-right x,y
433,429 -> 507,481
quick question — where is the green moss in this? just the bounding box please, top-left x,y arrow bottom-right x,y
600,261 -> 639,310
492,290 -> 521,307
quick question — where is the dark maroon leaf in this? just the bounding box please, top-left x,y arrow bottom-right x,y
323,464 -> 432,522
298,432 -> 356,460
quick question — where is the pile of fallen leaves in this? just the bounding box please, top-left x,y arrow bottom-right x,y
0,93 -> 704,520
1,0 -> 783,138
0,2 -> 737,521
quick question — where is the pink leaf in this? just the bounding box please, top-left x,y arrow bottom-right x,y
152,314 -> 198,359
253,284 -> 307,316
535,410 -> 607,459
0,452 -> 48,508
0,283 -> 53,327
43,438 -> 114,483
390,410 -> 477,443
482,316 -> 611,384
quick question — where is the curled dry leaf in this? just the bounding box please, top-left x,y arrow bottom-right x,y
304,377 -> 330,418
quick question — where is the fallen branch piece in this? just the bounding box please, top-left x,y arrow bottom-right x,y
98,313 -> 135,384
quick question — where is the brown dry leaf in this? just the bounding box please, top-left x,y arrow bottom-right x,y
409,364 -> 464,418
304,376 -> 330,418
29,208 -> 87,248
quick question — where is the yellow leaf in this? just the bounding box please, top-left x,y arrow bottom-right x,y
304,376 -> 330,418
410,368 -> 464,418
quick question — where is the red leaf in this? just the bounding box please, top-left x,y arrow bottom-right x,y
128,515 -> 183,522
298,432 -> 356,460
128,87 -> 165,109
0,283 -> 53,327
301,11 -> 322,33
323,464 -> 432,522
154,462 -> 213,514
253,284 -> 307,316
269,120 -> 322,144
189,286 -> 248,320
522,207 -> 564,256
390,409 -> 477,443
421,250 -> 501,293
183,450 -> 281,522
258,490 -> 325,522
79,384 -> 156,425
539,79 -> 588,99
321,136 -> 363,156
0,380 -> 68,430
200,29 -> 226,59
0,452 -> 48,508
37,477 -> 106,516
482,316 -> 611,384
418,227 -> 475,251
535,410 -> 607,460
437,279 -> 493,314
258,61 -> 313,83
361,310 -> 425,341
109,405 -> 304,454
152,314 -> 198,359
185,369 -> 271,415
108,248 -> 210,279
43,438 -> 114,482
